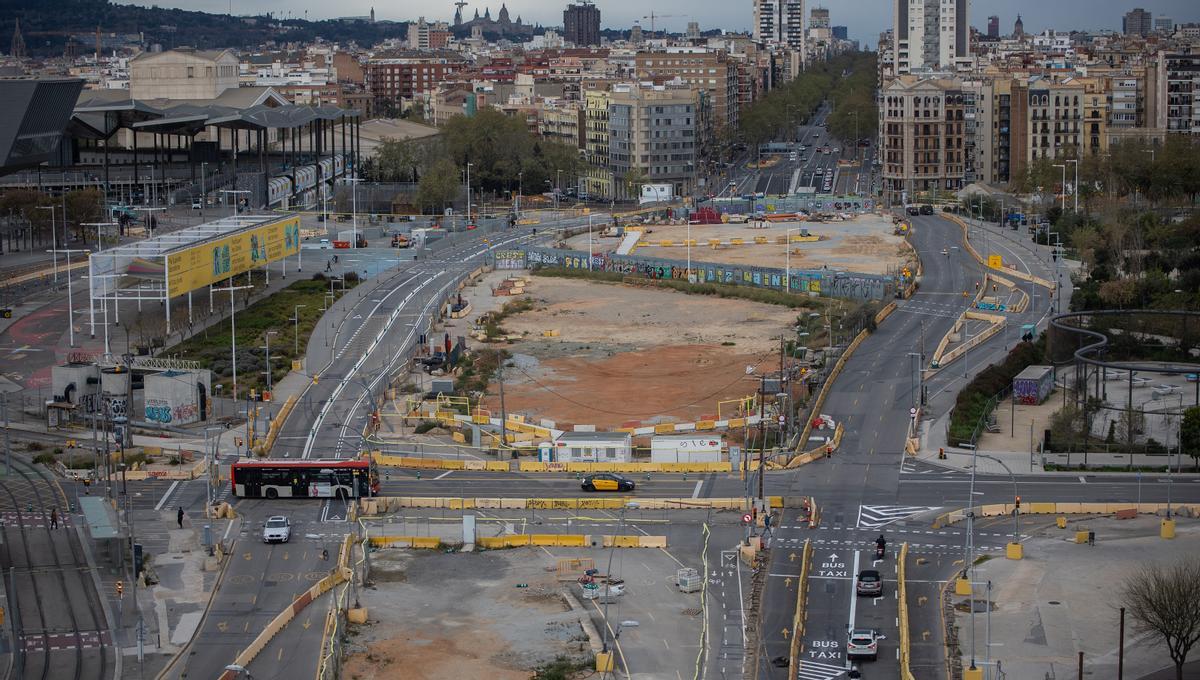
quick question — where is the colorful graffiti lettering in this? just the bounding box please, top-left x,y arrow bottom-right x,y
145,398 -> 172,423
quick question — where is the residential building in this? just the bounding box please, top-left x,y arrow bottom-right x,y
987,16 -> 1000,39
129,48 -> 239,100
635,48 -> 739,128
583,89 -> 612,199
753,0 -> 805,51
564,2 -> 601,47
892,0 -> 971,74
1160,50 -> 1200,135
1026,77 -> 1084,164
607,83 -> 699,200
880,76 -> 971,200
809,7 -> 830,29
1123,8 -> 1152,36
363,50 -> 466,112
540,101 -> 586,150
332,52 -> 365,85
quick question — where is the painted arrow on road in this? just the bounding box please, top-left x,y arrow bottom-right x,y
796,659 -> 848,680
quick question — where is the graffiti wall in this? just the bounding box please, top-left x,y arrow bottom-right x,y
521,247 -> 895,300
143,369 -> 211,425
706,195 -> 876,215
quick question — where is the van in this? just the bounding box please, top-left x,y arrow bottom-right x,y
789,152 -> 798,162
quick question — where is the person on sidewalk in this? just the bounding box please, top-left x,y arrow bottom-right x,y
177,506 -> 185,529
50,507 -> 58,529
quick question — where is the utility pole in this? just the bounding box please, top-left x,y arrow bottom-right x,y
3,391 -> 10,476
497,360 -> 508,460
757,374 -> 766,503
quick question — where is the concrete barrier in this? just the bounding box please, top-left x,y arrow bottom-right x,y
794,325 -> 869,460
898,542 -> 916,680
787,540 -> 813,670
932,501 -> 1195,527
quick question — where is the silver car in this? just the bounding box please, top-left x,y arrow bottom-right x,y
262,516 -> 291,543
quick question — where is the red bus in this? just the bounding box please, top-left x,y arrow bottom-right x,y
231,458 -> 378,499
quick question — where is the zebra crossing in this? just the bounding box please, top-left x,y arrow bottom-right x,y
795,659 -> 848,680
856,504 -> 938,529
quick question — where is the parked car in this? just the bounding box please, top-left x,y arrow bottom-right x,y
856,569 -> 883,597
919,205 -> 934,215
581,473 -> 636,492
262,516 -> 291,543
847,629 -> 883,661
906,206 -> 921,216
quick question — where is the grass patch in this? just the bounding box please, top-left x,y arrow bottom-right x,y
163,277 -> 358,395
479,298 -> 535,338
532,656 -> 592,680
947,336 -> 1047,447
32,452 -> 55,465
456,348 -> 511,396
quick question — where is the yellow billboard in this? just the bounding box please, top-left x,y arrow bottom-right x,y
166,216 -> 301,298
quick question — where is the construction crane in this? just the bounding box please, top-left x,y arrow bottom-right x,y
641,12 -> 683,34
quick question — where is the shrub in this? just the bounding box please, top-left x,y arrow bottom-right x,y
413,420 -> 438,434
947,335 -> 1047,446
33,452 -> 56,465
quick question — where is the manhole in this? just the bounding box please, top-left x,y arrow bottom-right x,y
681,608 -> 702,616
1048,600 -> 1061,605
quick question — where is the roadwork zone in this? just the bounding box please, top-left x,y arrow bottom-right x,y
359,496 -> 784,513
932,501 -> 1198,528
368,534 -> 669,549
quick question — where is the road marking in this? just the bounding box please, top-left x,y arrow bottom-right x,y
154,480 -> 181,511
796,659 -> 850,680
846,549 -> 861,671
1078,476 -> 1087,484
691,480 -> 702,498
434,470 -> 454,480
855,505 -> 938,529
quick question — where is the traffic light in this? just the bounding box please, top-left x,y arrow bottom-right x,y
116,580 -> 124,597
1015,496 -> 1021,510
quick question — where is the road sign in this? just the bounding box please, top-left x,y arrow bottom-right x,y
988,254 -> 1002,268
742,513 -> 753,524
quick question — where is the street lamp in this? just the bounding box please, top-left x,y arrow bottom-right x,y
223,282 -> 254,401
465,162 -> 473,224
48,246 -> 89,347
345,176 -> 363,248
1066,159 -> 1079,213
1052,164 -> 1066,214
260,330 -> 278,424
36,205 -> 59,281
292,304 -> 308,354
601,502 -> 638,656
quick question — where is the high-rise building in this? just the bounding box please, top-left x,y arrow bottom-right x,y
563,2 -> 601,47
636,47 -> 739,127
1123,8 -> 1152,36
809,7 -> 830,29
607,84 -> 698,200
832,26 -> 848,41
987,16 -> 999,39
892,0 -> 970,74
1153,16 -> 1173,33
753,0 -> 805,50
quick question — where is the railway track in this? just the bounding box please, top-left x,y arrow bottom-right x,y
0,455 -> 111,680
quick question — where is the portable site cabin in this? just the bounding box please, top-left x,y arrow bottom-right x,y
550,431 -> 633,463
1013,365 -> 1054,405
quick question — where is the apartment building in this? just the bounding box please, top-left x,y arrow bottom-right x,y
1159,50 -> 1200,135
753,0 -> 806,51
1026,76 -> 1085,163
363,50 -> 466,110
607,84 -> 699,200
583,89 -> 612,199
880,76 -> 971,200
540,102 -> 586,150
635,48 -> 739,128
892,0 -> 972,74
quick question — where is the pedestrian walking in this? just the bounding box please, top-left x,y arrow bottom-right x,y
177,506 -> 185,529
50,507 -> 58,529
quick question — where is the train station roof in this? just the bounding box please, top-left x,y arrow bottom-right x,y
0,78 -> 84,175
71,86 -> 361,139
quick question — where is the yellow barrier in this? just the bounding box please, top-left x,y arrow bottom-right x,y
898,543 -> 916,680
931,501 -> 1199,527
787,540 -> 813,670
517,460 -> 734,474
362,496 -> 772,512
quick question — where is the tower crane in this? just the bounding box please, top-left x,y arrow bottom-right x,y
641,12 -> 683,34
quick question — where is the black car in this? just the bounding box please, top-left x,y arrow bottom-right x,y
581,473 -> 636,492
919,205 -> 934,215
906,206 -> 920,216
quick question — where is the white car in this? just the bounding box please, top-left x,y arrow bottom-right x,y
847,628 -> 883,660
262,516 -> 291,543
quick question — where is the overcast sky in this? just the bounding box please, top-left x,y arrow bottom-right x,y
118,0 -> 1200,46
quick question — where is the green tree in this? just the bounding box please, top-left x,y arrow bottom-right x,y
1183,406 -> 1200,471
64,187 -> 103,239
370,137 -> 426,183
414,158 -> 460,213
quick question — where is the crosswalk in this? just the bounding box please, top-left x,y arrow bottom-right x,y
856,504 -> 938,529
796,659 -> 848,680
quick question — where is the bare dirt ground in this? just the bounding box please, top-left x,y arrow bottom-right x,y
342,550 -> 593,680
472,277 -> 800,429
565,213 -> 909,275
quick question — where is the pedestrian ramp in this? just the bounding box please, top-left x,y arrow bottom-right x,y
796,659 -> 847,679
856,505 -> 938,529
616,230 -> 642,255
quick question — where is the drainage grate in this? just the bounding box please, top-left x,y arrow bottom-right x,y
681,608 -> 703,616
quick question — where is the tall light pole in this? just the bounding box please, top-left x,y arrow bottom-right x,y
48,247 -> 88,347
81,221 -> 116,254
587,213 -> 593,270
465,162 -> 473,224
1053,164 -> 1066,214
291,304 -> 307,354
260,330 -> 278,423
200,161 -> 208,220
36,205 -> 59,282
346,176 -> 362,248
1066,159 -> 1079,213
223,282 -> 254,401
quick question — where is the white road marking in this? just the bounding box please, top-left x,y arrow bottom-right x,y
434,470 -> 454,480
154,480 -> 181,511
691,480 -> 703,498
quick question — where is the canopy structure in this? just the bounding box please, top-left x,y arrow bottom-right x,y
0,78 -> 84,175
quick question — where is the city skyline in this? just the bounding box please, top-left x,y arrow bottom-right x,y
113,0 -> 1200,45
